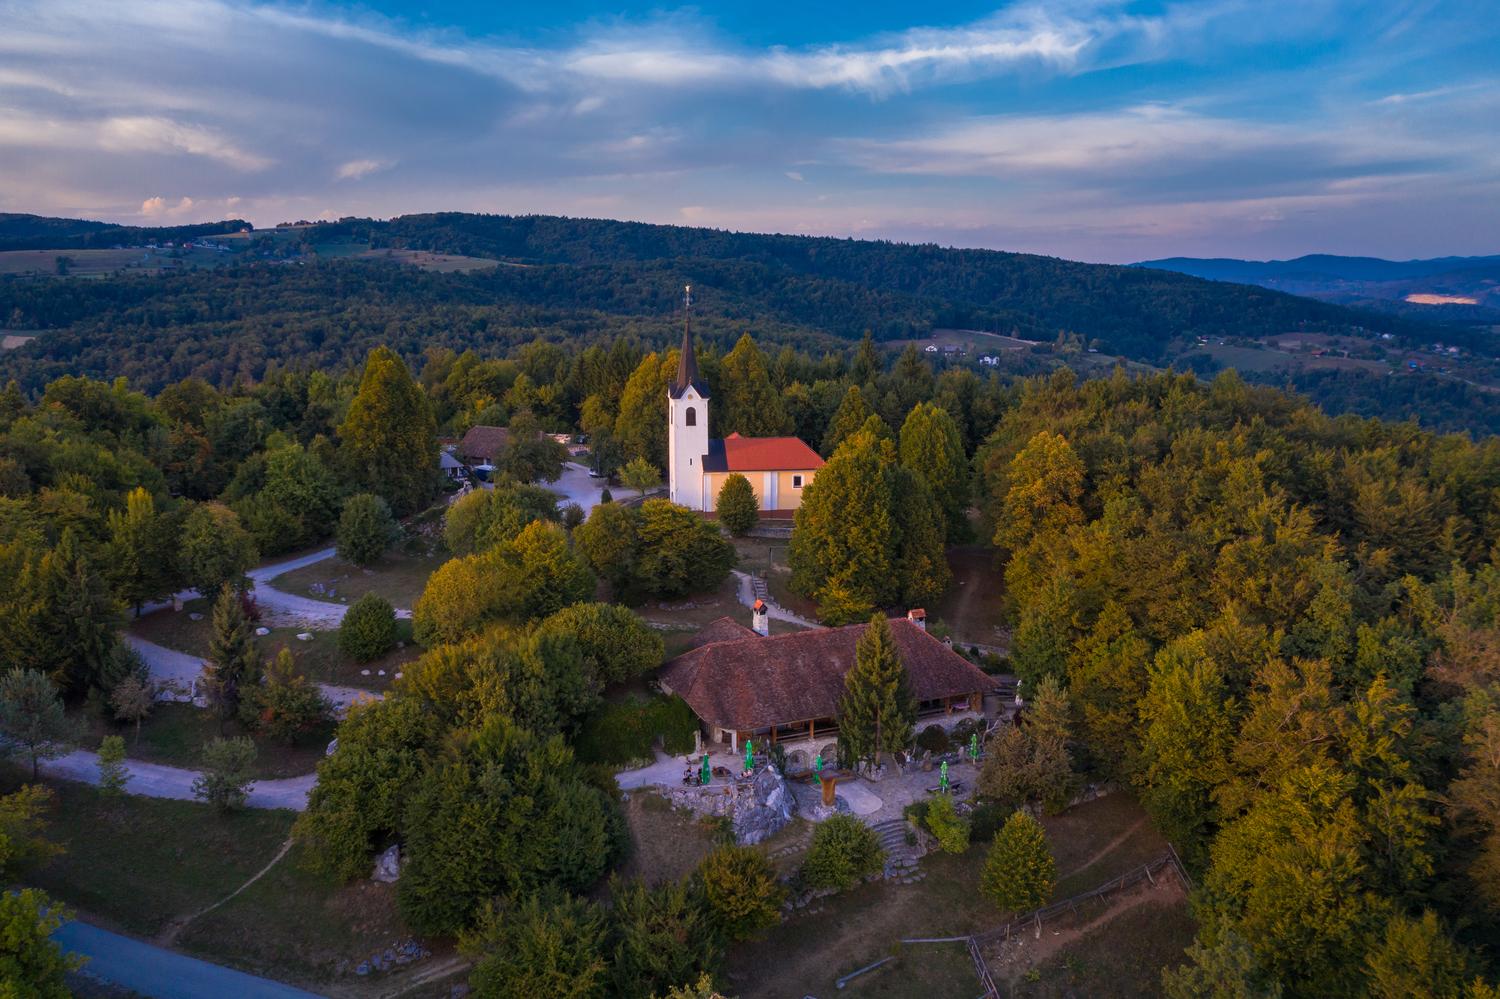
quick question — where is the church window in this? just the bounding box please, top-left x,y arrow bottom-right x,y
685,407 -> 697,426
792,474 -> 803,488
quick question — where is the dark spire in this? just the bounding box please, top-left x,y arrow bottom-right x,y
671,284 -> 707,398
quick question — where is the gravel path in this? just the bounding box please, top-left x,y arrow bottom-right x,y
731,570 -> 820,629
42,750 -> 315,810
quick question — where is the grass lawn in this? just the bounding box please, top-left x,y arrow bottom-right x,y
17,773 -> 295,940
1012,888 -> 1196,997
613,791 -> 722,887
72,701 -> 335,779
634,576 -> 796,658
130,606 -> 418,692
269,544 -> 448,611
722,793 -> 1179,998
16,773 -> 422,992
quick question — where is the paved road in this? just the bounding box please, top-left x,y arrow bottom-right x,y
57,919 -> 324,998
547,461 -> 609,513
127,634 -> 382,719
43,750 -> 316,810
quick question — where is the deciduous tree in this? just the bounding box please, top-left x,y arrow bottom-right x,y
716,473 -> 758,537
337,493 -> 399,566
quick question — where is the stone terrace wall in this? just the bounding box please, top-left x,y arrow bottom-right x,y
665,765 -> 796,845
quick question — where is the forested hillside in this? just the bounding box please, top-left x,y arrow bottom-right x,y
0,213 -> 1436,381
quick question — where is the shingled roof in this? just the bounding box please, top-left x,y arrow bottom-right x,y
659,617 -> 997,731
457,424 -> 511,463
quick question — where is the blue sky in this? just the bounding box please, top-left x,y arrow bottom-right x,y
0,0 -> 1495,262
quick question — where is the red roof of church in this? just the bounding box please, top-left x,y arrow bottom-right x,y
703,433 -> 824,473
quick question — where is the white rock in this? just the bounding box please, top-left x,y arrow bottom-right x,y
377,669 -> 386,676
188,612 -> 203,621
372,844 -> 400,884
254,627 -> 270,636
394,672 -> 403,680
296,632 -> 313,641
361,669 -> 371,676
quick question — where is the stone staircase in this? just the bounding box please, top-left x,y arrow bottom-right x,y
871,818 -> 925,883
750,575 -> 770,602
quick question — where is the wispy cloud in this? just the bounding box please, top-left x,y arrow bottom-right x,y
336,158 -> 390,181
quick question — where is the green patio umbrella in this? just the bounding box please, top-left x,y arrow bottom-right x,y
700,754 -> 711,785
940,759 -> 950,793
969,732 -> 980,762
813,753 -> 824,786
744,739 -> 754,771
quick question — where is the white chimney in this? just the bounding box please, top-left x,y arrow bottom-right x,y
751,599 -> 769,636
907,608 -> 927,631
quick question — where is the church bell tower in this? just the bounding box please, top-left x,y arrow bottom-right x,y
667,285 -> 709,510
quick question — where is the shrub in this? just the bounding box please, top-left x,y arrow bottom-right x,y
573,696 -> 697,766
562,503 -> 585,531
916,724 -> 951,755
192,737 -> 257,812
980,811 -> 1055,913
600,487 -> 613,504
801,815 -> 885,890
969,801 -> 1007,843
716,474 -> 759,536
607,876 -> 720,998
693,845 -> 785,941
337,493 -> 400,566
924,794 -> 971,854
338,593 -> 398,662
460,889 -> 608,998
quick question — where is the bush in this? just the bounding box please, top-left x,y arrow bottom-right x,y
980,811 -> 1055,913
600,487 -> 613,504
716,474 -> 759,536
693,845 -> 785,941
916,724 -> 951,754
924,794 -> 971,854
573,696 -> 697,766
337,493 -> 399,566
460,889 -> 608,998
801,815 -> 885,890
192,737 -> 257,812
338,593 -> 398,662
969,801 -> 1008,843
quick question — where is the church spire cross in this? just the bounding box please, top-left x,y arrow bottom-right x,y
672,283 -> 705,398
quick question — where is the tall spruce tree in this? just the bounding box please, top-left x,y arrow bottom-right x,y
338,346 -> 438,517
837,615 -> 915,768
36,529 -> 121,695
719,334 -> 791,437
107,487 -> 177,616
820,384 -> 872,457
201,583 -> 260,722
899,402 -> 970,541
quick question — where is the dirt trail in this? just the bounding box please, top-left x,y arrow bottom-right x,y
1061,816 -> 1149,880
153,836 -> 296,946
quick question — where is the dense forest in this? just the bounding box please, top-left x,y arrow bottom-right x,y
5,322 -> 1500,994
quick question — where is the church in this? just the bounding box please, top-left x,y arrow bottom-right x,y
667,290 -> 824,515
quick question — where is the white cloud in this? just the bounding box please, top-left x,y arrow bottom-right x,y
140,195 -> 195,217
100,116 -> 270,170
336,158 -> 389,180
785,170 -> 804,182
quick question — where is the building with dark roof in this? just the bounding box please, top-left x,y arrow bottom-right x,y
667,286 -> 824,514
659,609 -> 997,761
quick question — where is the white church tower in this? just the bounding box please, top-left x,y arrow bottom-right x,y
668,285 -> 710,511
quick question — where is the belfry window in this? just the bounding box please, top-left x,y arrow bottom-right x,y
685,407 -> 697,426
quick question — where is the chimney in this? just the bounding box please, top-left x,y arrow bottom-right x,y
907,608 -> 927,631
751,599 -> 769,637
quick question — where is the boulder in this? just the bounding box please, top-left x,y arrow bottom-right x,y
296,632 -> 314,641
255,626 -> 271,636
188,612 -> 203,621
372,844 -> 401,883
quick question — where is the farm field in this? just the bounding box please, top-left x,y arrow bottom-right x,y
0,246 -> 228,276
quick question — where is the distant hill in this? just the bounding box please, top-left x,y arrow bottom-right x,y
10,211 -> 1500,433
1136,252 -> 1500,323
0,213 -> 250,252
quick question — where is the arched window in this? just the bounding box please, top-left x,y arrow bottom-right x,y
685,407 -> 697,427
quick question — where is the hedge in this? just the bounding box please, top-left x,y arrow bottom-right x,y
574,695 -> 698,766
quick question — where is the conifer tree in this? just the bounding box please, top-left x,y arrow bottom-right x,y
837,615 -> 915,768
980,811 -> 1055,912
899,401 -> 970,541
719,334 -> 791,437
607,876 -> 720,999
107,486 -> 176,615
716,473 -> 759,536
96,735 -> 129,797
338,346 -> 438,517
0,669 -> 77,781
202,583 -> 259,722
32,529 -> 121,695
820,384 -> 873,456
851,331 -> 881,386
